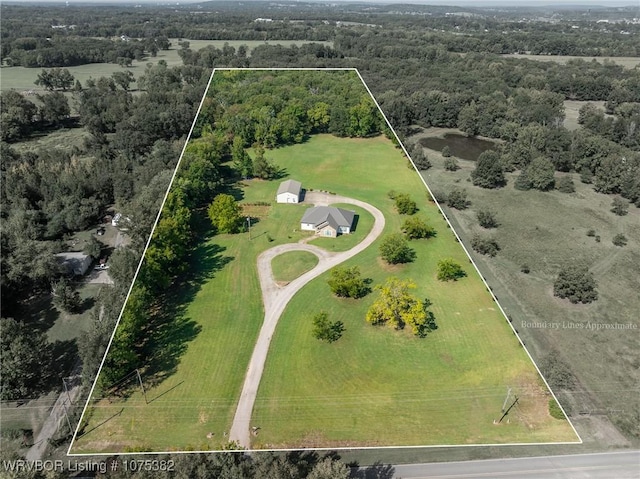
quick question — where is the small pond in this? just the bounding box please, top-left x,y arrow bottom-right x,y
419,133 -> 497,161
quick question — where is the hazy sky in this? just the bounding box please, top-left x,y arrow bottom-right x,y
11,0 -> 639,5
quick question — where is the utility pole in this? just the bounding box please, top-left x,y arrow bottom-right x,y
61,398 -> 73,433
136,369 -> 148,404
501,387 -> 512,413
62,377 -> 72,404
498,396 -> 519,423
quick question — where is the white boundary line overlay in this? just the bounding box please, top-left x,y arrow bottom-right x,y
68,67 -> 581,456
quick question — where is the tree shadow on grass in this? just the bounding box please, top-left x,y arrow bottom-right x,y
349,461 -> 395,479
17,294 -> 60,334
140,242 -> 234,389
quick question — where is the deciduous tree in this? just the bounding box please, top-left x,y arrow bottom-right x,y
436,258 -> 466,281
208,193 -> 242,234
0,318 -> 52,400
402,216 -> 436,239
365,277 -> 437,337
379,233 -> 415,264
312,312 -> 344,343
471,150 -> 506,188
527,157 -> 556,191
327,266 -> 370,299
394,194 -> 418,215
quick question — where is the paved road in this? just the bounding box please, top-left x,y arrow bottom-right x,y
229,193 -> 385,448
387,451 -> 640,479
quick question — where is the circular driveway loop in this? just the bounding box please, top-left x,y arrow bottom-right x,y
229,193 -> 385,448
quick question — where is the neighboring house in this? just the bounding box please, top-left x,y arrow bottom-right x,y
276,179 -> 302,203
300,206 -> 355,238
55,252 -> 92,276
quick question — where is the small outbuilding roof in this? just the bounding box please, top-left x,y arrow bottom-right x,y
301,206 -> 355,229
277,179 -> 302,196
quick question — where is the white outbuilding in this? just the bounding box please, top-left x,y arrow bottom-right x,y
276,179 -> 302,203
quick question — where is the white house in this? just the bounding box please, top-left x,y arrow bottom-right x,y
276,179 -> 302,203
55,252 -> 92,276
300,206 -> 355,238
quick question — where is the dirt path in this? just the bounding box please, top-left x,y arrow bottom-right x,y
228,193 -> 385,448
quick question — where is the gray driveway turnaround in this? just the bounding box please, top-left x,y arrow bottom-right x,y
229,193 -> 385,448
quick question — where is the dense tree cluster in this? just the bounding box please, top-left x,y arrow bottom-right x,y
0,318 -> 53,400
4,37 -> 163,67
196,70 -> 385,147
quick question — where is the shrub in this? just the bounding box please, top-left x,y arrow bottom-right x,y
476,208 -> 498,228
556,176 -> 575,193
612,233 -> 627,247
471,234 -> 500,257
436,258 -> 466,281
411,147 -> 431,170
401,216 -> 436,240
549,399 -> 565,420
520,264 -> 530,274
514,169 -> 533,191
443,157 -> 460,171
611,196 -> 629,216
395,194 -> 418,215
441,145 -> 451,157
579,167 -> 593,184
380,233 -> 416,264
586,229 -> 596,237
553,265 -> 598,304
447,188 -> 468,210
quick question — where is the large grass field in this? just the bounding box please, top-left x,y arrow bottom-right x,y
0,39 -> 332,92
72,130 -> 577,453
414,127 -> 639,449
500,53 -> 640,69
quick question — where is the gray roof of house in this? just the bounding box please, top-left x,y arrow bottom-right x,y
277,179 -> 302,196
300,206 -> 355,229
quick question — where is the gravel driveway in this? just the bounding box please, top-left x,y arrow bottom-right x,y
229,193 -> 385,448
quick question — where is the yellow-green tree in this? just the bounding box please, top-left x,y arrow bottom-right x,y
366,277 -> 437,337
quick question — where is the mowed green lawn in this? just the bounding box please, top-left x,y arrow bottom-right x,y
249,135 -> 577,448
73,134 -> 576,453
272,252 -> 319,283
